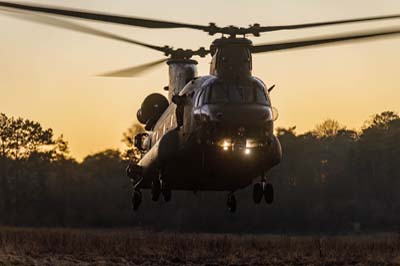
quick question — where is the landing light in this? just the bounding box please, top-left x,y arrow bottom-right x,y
222,140 -> 231,151
245,148 -> 251,155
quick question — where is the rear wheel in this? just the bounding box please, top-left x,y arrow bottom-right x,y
264,183 -> 274,204
151,180 -> 161,202
161,180 -> 172,202
162,188 -> 172,202
253,183 -> 263,204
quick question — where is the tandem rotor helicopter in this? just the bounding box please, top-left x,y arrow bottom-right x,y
1,2 -> 399,212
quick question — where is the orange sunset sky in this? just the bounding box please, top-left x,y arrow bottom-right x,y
1,0 -> 399,160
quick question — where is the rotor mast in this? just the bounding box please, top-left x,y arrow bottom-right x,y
167,59 -> 197,102
163,48 -> 207,101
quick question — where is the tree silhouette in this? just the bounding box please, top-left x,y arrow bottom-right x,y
121,123 -> 145,161
313,119 -> 344,139
0,111 -> 399,231
363,111 -> 399,130
0,113 -> 70,221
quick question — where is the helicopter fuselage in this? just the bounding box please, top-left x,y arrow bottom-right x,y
133,74 -> 282,191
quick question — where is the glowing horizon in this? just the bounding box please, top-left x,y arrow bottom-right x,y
1,0 -> 399,160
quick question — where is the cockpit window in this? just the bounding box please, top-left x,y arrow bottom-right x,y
229,86 -> 247,104
208,83 -> 229,104
204,81 -> 269,105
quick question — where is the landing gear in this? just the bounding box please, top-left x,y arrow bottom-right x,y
161,179 -> 172,202
253,174 -> 274,205
131,189 -> 142,211
253,183 -> 263,204
131,167 -> 173,211
162,188 -> 172,202
152,170 -> 172,202
227,193 -> 237,213
264,183 -> 274,204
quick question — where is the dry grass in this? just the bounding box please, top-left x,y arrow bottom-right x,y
0,227 -> 399,265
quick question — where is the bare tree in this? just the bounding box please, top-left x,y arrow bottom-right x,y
313,119 -> 343,139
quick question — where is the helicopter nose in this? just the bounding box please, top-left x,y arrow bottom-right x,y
196,104 -> 276,155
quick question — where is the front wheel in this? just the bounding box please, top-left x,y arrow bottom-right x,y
151,180 -> 161,202
131,190 -> 142,211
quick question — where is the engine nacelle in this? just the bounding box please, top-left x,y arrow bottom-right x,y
137,93 -> 169,130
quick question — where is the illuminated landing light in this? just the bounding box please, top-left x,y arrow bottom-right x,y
222,140 -> 231,151
245,148 -> 251,155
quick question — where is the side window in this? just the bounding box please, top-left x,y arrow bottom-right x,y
208,83 -> 229,104
196,89 -> 204,107
210,84 -> 226,103
253,82 -> 269,105
253,87 -> 264,104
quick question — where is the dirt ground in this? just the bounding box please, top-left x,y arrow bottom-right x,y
0,227 -> 399,265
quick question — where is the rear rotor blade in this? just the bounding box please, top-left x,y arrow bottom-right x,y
0,1 -> 208,30
259,14 -> 400,33
0,8 -> 167,53
98,58 -> 167,77
252,28 -> 400,54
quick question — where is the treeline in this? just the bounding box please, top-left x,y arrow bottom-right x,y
0,111 -> 399,233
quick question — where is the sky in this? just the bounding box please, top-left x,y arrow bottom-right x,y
1,0 -> 399,160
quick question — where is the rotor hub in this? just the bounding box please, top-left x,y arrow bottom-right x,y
163,46 -> 209,60
206,23 -> 263,37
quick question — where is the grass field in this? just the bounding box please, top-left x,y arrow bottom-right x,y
0,227 -> 399,265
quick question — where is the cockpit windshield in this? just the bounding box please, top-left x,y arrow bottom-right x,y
203,81 -> 269,105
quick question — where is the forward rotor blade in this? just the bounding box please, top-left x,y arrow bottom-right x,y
0,8 -> 167,53
99,58 -> 167,77
0,1 -> 208,31
259,14 -> 400,33
252,28 -> 400,54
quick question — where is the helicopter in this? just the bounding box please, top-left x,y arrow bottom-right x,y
0,2 -> 399,212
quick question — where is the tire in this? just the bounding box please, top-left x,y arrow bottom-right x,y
264,183 -> 274,204
151,180 -> 161,202
162,189 -> 172,202
132,191 -> 142,211
253,183 -> 263,204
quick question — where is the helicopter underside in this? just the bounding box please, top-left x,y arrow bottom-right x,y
133,132 -> 281,192
127,133 -> 281,211
156,146 -> 275,191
